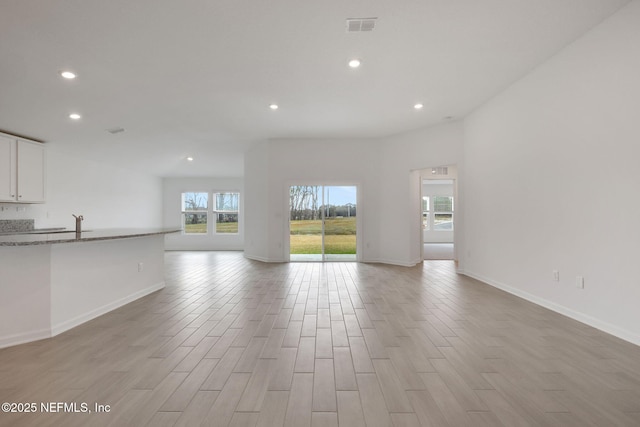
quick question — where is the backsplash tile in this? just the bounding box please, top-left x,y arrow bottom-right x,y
0,219 -> 34,233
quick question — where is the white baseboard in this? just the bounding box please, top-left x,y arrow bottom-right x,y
367,258 -> 420,267
0,328 -> 52,349
244,253 -> 280,263
50,281 -> 166,337
462,270 -> 640,347
166,246 -> 245,251
245,253 -> 421,267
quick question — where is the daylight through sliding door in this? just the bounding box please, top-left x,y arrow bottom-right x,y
289,185 -> 357,262
289,186 -> 323,261
322,186 -> 357,261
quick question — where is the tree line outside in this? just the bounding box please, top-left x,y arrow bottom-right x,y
182,192 -> 239,234
289,186 -> 357,255
290,185 -> 356,221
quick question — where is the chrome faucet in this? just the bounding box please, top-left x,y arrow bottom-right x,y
72,214 -> 84,234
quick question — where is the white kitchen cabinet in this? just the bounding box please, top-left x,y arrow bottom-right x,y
17,139 -> 46,202
0,133 -> 45,203
0,135 -> 16,201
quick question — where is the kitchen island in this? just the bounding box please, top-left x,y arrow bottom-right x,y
0,228 -> 180,348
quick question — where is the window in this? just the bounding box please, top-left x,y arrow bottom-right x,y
433,196 -> 454,230
180,191 -> 240,235
214,192 -> 239,233
423,195 -> 454,231
182,192 -> 208,234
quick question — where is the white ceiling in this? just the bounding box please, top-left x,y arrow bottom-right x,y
0,0 -> 629,177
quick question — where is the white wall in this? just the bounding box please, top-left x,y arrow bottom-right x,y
163,177 -> 244,250
463,1 -> 640,345
378,123 -> 464,265
244,142 -> 271,261
50,235 -> 165,335
0,245 -> 51,347
243,123 -> 465,266
0,145 -> 163,230
0,235 -> 166,348
245,138 -> 383,262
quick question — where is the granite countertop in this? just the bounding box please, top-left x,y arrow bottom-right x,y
0,228 -> 181,246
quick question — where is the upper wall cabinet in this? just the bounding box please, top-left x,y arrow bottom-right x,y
0,134 -> 46,203
0,135 -> 16,201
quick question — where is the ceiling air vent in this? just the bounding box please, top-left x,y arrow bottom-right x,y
346,18 -> 377,32
107,127 -> 125,134
431,167 -> 449,175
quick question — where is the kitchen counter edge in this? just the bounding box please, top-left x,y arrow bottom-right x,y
0,228 -> 181,246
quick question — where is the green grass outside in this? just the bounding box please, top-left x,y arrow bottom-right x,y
290,217 -> 356,254
184,222 -> 238,234
216,222 -> 238,233
185,223 -> 207,233
289,235 -> 356,254
290,217 -> 356,235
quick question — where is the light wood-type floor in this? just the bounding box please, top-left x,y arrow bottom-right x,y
423,244 -> 454,260
2,252 -> 640,426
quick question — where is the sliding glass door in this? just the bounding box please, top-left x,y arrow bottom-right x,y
323,186 -> 357,261
289,185 -> 322,260
289,185 -> 357,262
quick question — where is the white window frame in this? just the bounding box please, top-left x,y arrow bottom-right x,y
181,192 -> 209,235
213,192 -> 240,234
432,196 -> 454,231
423,195 -> 454,231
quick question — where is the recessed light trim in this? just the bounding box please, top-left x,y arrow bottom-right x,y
60,70 -> 77,79
269,104 -> 279,110
414,103 -> 424,110
69,113 -> 81,120
348,59 -> 361,68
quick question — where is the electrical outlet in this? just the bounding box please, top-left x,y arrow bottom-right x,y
576,276 -> 584,289
138,262 -> 144,272
553,270 -> 560,282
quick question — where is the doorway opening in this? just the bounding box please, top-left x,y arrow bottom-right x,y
421,169 -> 456,260
289,185 -> 357,262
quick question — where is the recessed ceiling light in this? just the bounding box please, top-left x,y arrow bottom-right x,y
414,103 -> 424,110
187,157 -> 194,162
269,104 -> 279,110
60,71 -> 77,79
348,59 -> 361,68
69,113 -> 81,120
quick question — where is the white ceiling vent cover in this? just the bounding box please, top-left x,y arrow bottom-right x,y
346,18 -> 377,32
